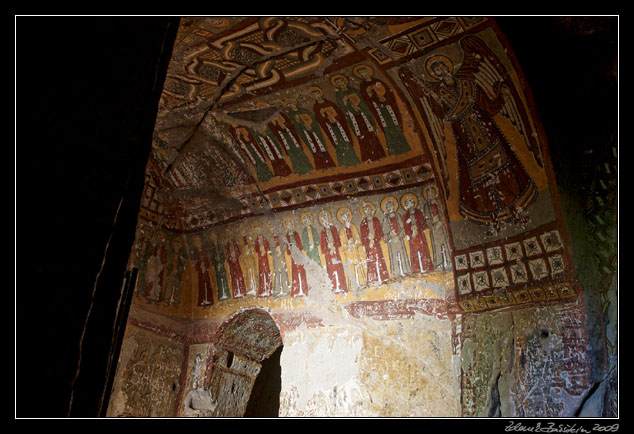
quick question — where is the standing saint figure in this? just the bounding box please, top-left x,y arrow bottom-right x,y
318,209 -> 348,293
359,202 -> 389,285
283,217 -> 308,297
401,193 -> 433,274
331,73 -> 386,162
251,124 -> 293,178
209,233 -> 230,302
269,108 -> 314,175
354,64 -> 411,156
422,185 -> 452,271
228,124 -> 274,183
161,235 -> 185,306
145,231 -> 167,303
381,196 -> 411,278
253,222 -> 273,297
225,239 -> 246,299
283,98 -> 336,171
300,212 -> 322,267
192,234 -> 214,307
240,233 -> 258,296
337,206 -> 367,289
267,220 -> 290,297
310,85 -> 361,167
132,225 -> 153,297
398,35 -> 540,234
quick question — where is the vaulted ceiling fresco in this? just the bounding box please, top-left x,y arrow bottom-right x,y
131,16 -> 577,317
106,15 -> 603,418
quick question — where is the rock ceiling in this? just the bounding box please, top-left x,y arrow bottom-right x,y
130,16 -> 583,317
139,16 -> 486,233
138,16 -> 548,241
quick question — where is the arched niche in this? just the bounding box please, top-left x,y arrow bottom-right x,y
207,308 -> 283,417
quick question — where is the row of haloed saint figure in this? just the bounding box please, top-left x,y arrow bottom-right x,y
222,65 -> 412,181
133,188 -> 452,307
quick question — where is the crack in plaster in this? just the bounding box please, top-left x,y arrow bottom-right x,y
160,31 -> 343,180
281,242 -> 459,414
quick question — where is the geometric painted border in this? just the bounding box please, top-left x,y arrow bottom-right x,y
458,281 -> 578,313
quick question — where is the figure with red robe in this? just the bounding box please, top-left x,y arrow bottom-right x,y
253,223 -> 273,297
359,202 -> 389,284
398,36 -> 539,234
283,217 -> 308,297
401,193 -> 433,273
192,235 -> 214,307
225,239 -> 246,298
318,210 -> 348,293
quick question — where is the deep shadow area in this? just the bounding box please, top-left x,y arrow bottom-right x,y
244,346 -> 283,417
15,15 -> 179,417
14,14 -> 617,418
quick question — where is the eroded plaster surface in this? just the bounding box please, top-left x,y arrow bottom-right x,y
107,16 -> 599,418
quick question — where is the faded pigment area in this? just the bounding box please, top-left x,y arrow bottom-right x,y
106,16 -> 604,418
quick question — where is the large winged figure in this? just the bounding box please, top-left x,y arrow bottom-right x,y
398,35 -> 542,233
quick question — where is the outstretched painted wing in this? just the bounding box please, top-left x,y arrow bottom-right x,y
398,67 -> 451,199
458,35 -> 543,167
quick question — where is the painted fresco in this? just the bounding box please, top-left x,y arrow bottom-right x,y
130,16 -> 578,318
131,185 -> 451,312
114,16 -> 595,418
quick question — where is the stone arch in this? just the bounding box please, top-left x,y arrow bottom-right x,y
207,308 -> 283,417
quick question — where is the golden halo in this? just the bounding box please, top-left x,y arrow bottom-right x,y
265,219 -> 278,233
330,74 -> 349,87
252,221 -> 263,231
360,201 -> 376,216
336,206 -> 353,224
300,211 -> 313,223
425,54 -> 454,79
423,184 -> 439,200
401,192 -> 419,209
318,209 -> 333,223
352,64 -> 374,79
380,195 -> 399,213
282,216 -> 295,229
308,85 -> 323,96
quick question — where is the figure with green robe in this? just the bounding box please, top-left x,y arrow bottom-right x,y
208,234 -> 230,302
268,111 -> 314,175
354,64 -> 411,156
251,125 -> 292,177
300,212 -> 322,266
309,85 -> 361,167
332,73 -> 386,162
228,124 -> 274,182
282,98 -> 336,171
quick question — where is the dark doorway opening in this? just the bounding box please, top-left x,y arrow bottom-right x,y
244,345 -> 283,417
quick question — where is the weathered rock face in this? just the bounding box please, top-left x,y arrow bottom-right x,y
107,16 -> 601,417
107,324 -> 185,417
460,301 -> 590,417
